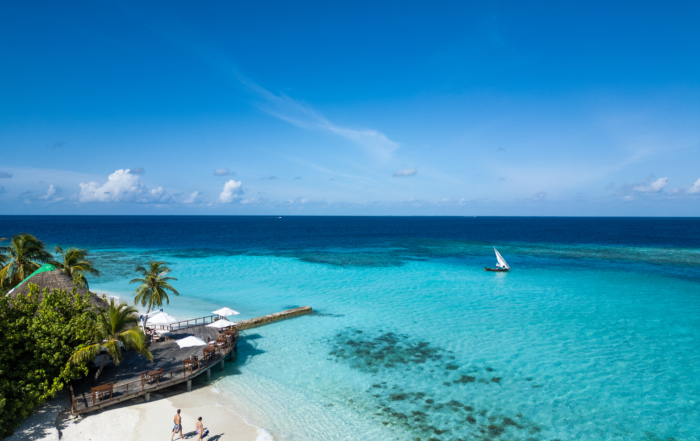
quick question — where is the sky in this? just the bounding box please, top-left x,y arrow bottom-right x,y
1,1 -> 699,216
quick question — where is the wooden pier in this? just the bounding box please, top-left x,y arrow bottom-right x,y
69,306 -> 313,415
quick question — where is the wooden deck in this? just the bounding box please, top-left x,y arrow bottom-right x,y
70,325 -> 236,414
69,306 -> 314,415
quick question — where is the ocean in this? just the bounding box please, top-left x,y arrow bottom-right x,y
2,216 -> 699,441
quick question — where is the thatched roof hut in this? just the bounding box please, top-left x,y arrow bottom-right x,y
9,269 -> 109,310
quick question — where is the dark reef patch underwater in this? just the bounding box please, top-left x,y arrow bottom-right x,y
327,328 -> 678,441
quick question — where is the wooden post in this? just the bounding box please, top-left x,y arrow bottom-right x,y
206,369 -> 211,381
145,392 -> 150,402
220,359 -> 224,371
69,386 -> 76,413
126,383 -> 129,395
187,380 -> 192,392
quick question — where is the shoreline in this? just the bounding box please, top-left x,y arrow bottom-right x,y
8,382 -> 274,441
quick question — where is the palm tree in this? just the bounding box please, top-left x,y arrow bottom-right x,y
130,260 -> 179,327
70,299 -> 153,382
53,246 -> 100,289
0,234 -> 54,289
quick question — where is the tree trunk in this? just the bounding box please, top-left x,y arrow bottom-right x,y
94,352 -> 110,383
142,304 -> 151,333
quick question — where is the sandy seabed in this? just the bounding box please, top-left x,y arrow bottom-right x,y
8,385 -> 272,441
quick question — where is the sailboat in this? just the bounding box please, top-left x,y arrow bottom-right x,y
485,247 -> 510,272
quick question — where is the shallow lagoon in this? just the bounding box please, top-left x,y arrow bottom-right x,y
89,248 -> 699,441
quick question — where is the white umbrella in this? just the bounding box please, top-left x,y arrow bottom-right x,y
146,312 -> 179,325
176,336 -> 207,348
206,319 -> 236,329
213,307 -> 240,316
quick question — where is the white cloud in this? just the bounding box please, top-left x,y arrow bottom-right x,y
406,197 -> 427,206
633,177 -> 668,193
219,180 -> 242,203
286,197 -> 308,205
80,169 -> 143,202
214,168 -> 233,176
129,168 -> 145,175
183,191 -> 203,204
79,169 -> 170,203
687,178 -> 700,194
149,186 -> 172,203
393,168 -> 417,177
530,191 -> 547,201
241,79 -> 399,161
40,184 -> 57,199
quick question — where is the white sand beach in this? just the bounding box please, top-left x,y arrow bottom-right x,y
8,385 -> 271,441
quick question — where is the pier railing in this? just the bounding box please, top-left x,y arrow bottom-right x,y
150,314 -> 222,331
71,334 -> 237,414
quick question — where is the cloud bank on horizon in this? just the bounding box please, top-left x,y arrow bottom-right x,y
0,1 -> 699,215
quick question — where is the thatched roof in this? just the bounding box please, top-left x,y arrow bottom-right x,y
9,269 -> 109,311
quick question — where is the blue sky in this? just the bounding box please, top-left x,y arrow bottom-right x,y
1,1 -> 699,215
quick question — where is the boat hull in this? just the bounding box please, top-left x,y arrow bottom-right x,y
485,267 -> 509,272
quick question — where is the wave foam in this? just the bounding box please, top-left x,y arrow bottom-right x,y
256,429 -> 275,441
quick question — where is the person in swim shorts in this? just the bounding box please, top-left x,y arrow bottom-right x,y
171,409 -> 184,440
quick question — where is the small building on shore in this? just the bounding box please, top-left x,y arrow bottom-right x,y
7,264 -> 108,310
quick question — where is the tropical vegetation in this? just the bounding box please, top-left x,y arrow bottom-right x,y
130,259 -> 179,324
70,299 -> 152,382
52,246 -> 100,289
0,234 -> 53,289
0,283 -> 97,439
0,234 -> 179,438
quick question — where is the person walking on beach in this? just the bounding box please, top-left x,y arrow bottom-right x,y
171,409 -> 184,441
196,416 -> 205,440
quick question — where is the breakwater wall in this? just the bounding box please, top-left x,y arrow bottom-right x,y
236,306 -> 313,330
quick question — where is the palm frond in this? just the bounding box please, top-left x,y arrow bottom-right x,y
70,343 -> 103,365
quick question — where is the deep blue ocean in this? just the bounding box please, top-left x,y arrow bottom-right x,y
2,216 -> 700,441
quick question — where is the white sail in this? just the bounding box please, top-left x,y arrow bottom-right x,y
494,247 -> 509,269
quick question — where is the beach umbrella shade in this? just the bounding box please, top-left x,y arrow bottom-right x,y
146,312 -> 179,325
176,336 -> 207,348
206,319 -> 236,329
212,307 -> 240,316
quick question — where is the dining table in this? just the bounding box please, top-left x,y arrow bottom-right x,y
146,368 -> 164,384
91,382 -> 114,403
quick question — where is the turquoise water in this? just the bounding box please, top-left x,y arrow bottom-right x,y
88,245 -> 700,441
3,216 -> 699,440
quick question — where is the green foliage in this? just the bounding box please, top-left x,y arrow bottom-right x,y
0,234 -> 53,289
52,246 -> 100,290
0,284 -> 97,439
130,259 -> 179,317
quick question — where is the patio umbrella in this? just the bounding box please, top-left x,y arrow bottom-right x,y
176,336 -> 207,348
206,318 -> 236,329
213,307 -> 240,316
146,312 -> 179,325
